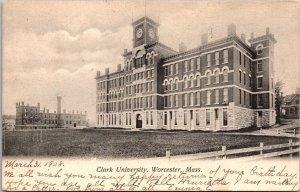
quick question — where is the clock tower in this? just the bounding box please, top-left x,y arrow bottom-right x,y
132,16 -> 159,48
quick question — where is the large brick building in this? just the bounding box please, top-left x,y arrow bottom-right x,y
16,96 -> 88,129
95,16 -> 276,131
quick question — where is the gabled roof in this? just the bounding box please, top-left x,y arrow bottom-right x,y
283,94 -> 299,103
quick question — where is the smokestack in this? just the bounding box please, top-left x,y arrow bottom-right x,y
57,96 -> 62,114
201,33 -> 208,45
105,68 -> 109,75
178,42 -> 187,53
117,64 -> 121,72
96,71 -> 100,76
250,33 -> 254,39
266,27 -> 270,35
241,34 -> 246,42
227,24 -> 236,37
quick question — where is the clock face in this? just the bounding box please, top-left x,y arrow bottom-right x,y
148,28 -> 155,39
136,28 -> 143,38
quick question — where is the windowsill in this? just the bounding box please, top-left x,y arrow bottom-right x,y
222,61 -> 228,64
223,80 -> 228,83
257,87 -> 263,89
213,82 -> 219,84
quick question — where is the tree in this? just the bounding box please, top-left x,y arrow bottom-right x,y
275,80 -> 284,124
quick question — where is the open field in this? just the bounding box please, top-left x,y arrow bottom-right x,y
3,128 -> 298,158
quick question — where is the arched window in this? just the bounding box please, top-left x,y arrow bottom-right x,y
256,44 -> 263,55
151,52 -> 155,65
223,69 -> 228,82
196,75 -> 201,87
174,79 -> 178,90
170,80 -> 173,90
184,77 -> 188,89
190,76 -> 194,88
206,72 -> 211,85
130,60 -> 133,70
215,71 -> 219,83
146,54 -> 151,66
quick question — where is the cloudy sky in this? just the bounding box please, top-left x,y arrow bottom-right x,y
3,0 -> 299,124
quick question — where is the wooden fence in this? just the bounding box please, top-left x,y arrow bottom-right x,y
166,139 -> 300,161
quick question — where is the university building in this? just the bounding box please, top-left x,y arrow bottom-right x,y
95,16 -> 276,131
16,96 -> 88,129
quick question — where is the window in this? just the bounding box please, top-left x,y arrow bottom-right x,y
196,75 -> 201,87
206,90 -> 211,105
174,79 -> 178,90
244,73 -> 246,85
196,91 -> 200,106
196,110 -> 200,125
239,89 -> 242,104
170,65 -> 173,75
257,94 -> 263,107
184,111 -> 187,125
249,75 -> 252,87
215,71 -> 219,83
215,52 -> 219,65
206,72 -> 211,85
249,93 -> 252,106
164,112 -> 168,126
184,61 -> 188,72
174,111 -> 178,125
206,109 -> 210,126
257,60 -> 262,72
239,52 -> 242,65
257,77 -> 263,89
184,77 -> 188,89
223,69 -> 228,82
170,80 -> 173,91
207,54 -> 211,67
223,88 -> 228,103
190,77 -> 194,88
174,63 -> 178,74
223,109 -> 228,126
151,81 -> 154,91
196,57 -> 201,70
183,93 -> 188,106
223,50 -> 228,63
215,89 -> 219,104
244,55 -> 246,67
165,66 -> 168,76
239,70 -> 242,83
174,95 -> 178,107
243,91 -> 246,105
256,44 -> 263,55
189,59 -> 194,71
190,92 -> 194,106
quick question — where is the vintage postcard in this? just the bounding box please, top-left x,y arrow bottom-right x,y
2,0 -> 300,191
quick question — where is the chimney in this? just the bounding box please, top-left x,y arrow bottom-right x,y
105,68 -> 109,75
43,107 -> 45,112
250,33 -> 254,39
178,42 -> 187,53
54,110 -> 56,114
72,110 -> 74,114
201,33 -> 208,45
85,111 -> 87,115
117,64 -> 121,72
96,71 -> 100,76
63,109 -> 66,114
37,102 -> 40,109
47,109 -> 49,113
16,102 -> 19,107
77,110 -> 79,114
124,49 -> 128,54
57,96 -> 62,114
227,24 -> 236,37
241,34 -> 246,42
21,101 -> 24,106
266,27 -> 270,35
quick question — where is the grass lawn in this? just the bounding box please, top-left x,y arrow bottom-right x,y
3,129 -> 298,158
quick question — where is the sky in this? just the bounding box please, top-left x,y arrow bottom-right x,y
3,0 -> 300,125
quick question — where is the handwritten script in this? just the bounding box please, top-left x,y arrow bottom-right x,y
2,159 -> 299,191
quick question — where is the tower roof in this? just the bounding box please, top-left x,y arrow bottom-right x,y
132,16 -> 159,27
